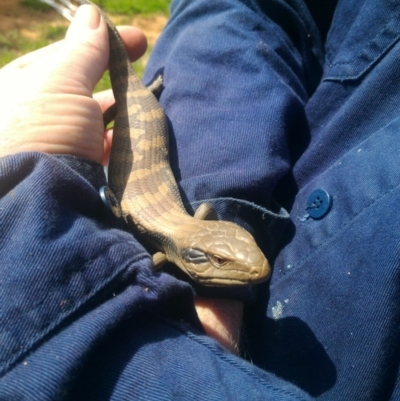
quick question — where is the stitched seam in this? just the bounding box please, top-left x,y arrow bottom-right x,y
325,9 -> 399,67
329,28 -> 396,66
158,317 -> 310,401
0,248 -> 150,377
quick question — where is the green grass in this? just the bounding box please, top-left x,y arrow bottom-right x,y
0,25 -> 68,67
19,0 -> 170,15
19,0 -> 52,12
93,0 -> 170,15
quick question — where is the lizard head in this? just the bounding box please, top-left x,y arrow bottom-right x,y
177,220 -> 270,286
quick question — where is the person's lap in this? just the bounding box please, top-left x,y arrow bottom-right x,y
144,0 -> 400,399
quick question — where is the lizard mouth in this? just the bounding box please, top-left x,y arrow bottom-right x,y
189,259 -> 270,287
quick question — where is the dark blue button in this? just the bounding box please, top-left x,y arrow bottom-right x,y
99,186 -> 122,218
306,189 -> 332,219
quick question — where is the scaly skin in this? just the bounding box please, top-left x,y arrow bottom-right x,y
80,1 -> 270,286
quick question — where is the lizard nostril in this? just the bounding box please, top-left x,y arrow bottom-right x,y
249,259 -> 270,282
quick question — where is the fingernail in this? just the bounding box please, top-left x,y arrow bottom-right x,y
74,4 -> 101,30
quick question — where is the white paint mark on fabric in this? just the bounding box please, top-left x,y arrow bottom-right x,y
272,300 -> 284,319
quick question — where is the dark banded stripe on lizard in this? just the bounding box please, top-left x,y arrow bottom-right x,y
81,1 -> 270,286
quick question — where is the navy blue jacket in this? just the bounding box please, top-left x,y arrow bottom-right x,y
0,0 -> 399,399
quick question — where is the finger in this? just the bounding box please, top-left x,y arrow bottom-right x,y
94,89 -> 115,113
117,26 -> 148,62
62,4 -> 109,96
62,6 -> 147,97
102,128 -> 113,166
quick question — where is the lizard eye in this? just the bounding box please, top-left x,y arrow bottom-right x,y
210,255 -> 228,267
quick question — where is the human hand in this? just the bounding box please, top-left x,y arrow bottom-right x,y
0,4 -> 146,165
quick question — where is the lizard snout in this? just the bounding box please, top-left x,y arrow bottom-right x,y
249,258 -> 270,283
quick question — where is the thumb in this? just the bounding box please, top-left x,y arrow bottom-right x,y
62,4 -> 109,96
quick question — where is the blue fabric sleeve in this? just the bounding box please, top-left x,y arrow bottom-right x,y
0,152 -> 200,375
